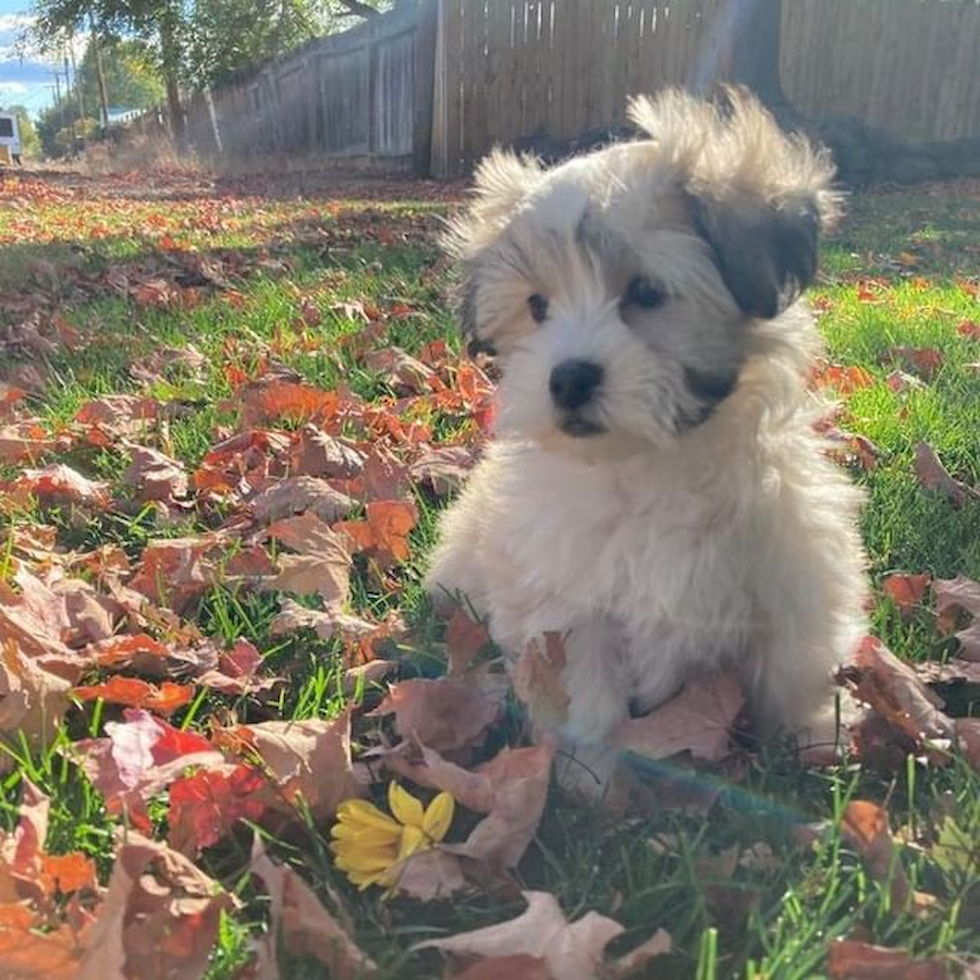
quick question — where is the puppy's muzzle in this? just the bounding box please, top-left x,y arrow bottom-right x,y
550,359 -> 605,437
550,359 -> 603,409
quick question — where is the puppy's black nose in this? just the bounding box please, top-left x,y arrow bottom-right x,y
549,359 -> 603,409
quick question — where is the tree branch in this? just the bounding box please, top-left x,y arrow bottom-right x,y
336,0 -> 381,18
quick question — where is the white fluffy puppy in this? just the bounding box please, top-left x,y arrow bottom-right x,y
426,89 -> 868,793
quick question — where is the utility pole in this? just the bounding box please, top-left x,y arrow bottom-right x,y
63,49 -> 76,154
70,30 -> 85,122
88,9 -> 111,136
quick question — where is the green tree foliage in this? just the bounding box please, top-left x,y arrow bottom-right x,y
187,0 -> 327,87
78,37 -> 164,112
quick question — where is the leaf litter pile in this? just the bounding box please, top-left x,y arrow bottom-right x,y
1,170 -> 980,979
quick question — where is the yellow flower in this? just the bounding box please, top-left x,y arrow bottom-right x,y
330,783 -> 455,890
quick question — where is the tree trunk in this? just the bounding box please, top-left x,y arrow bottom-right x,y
159,16 -> 186,151
88,12 -> 111,135
729,0 -> 789,111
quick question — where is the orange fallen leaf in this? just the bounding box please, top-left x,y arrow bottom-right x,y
78,832 -> 237,979
840,800 -> 910,909
810,363 -> 874,394
72,676 -> 195,716
881,573 -> 931,616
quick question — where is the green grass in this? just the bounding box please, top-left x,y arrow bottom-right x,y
1,171 -> 979,978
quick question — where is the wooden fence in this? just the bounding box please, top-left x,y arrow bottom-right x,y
125,0 -> 980,178
781,0 -> 980,144
176,0 -> 436,171
430,0 -> 980,177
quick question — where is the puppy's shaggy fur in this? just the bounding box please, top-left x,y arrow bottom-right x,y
426,89 -> 868,793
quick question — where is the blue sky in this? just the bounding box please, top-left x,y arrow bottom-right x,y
0,2 -> 73,117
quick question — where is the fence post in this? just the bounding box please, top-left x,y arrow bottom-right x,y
413,0 -> 439,177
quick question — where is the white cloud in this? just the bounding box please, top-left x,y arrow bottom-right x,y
0,15 -> 35,34
0,80 -> 26,93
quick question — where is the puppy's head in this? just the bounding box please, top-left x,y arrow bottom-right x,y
449,88 -> 841,453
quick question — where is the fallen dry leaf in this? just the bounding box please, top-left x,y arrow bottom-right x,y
445,608 -> 493,676
913,442 -> 979,508
289,424 -> 364,479
336,499 -> 419,565
841,800 -> 910,910
127,536 -> 220,614
386,846 -> 469,901
257,512 -> 355,609
826,938 -> 948,979
956,718 -> 980,771
13,463 -> 111,511
72,676 -> 195,716
77,832 -> 237,980
810,363 -> 874,394
409,444 -> 477,497
249,836 -> 375,980
933,575 -> 980,660
0,639 -> 73,774
413,890 -> 624,980
268,596 -> 377,645
168,764 -> 266,855
364,346 -> 438,394
612,672 -> 744,762
215,710 -> 364,821
373,678 -> 502,755
450,955 -> 552,979
882,573 -> 931,617
250,475 -> 354,524
70,709 -> 226,830
0,420 -> 60,465
839,637 -> 955,753
882,346 -> 944,382
122,444 -> 189,505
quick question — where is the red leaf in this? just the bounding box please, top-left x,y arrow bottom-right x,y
167,765 -> 266,855
881,574 -> 930,615
956,319 -> 980,339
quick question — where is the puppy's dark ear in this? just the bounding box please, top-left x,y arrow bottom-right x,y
691,193 -> 820,320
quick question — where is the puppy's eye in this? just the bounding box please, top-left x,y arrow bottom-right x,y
528,293 -> 549,323
623,276 -> 665,310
